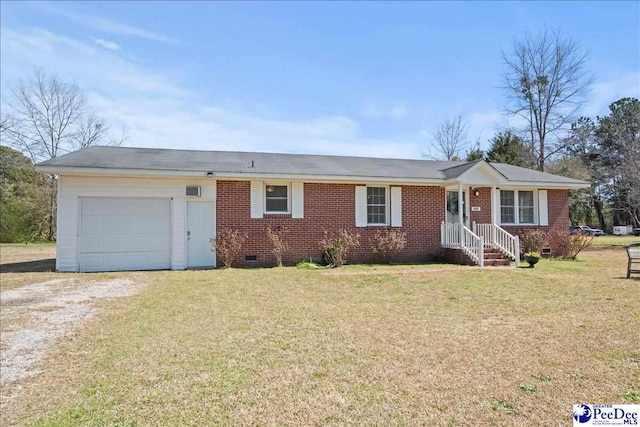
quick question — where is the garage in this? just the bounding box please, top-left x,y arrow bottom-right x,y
79,197 -> 172,272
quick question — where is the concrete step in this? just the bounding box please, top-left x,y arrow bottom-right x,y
483,259 -> 511,267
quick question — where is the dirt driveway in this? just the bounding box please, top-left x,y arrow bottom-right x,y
1,277 -> 144,389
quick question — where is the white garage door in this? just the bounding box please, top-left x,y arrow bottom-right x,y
79,198 -> 171,272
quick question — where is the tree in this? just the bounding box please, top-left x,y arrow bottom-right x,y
546,155 -> 598,227
423,114 -> 469,161
595,98 -> 640,227
485,131 -> 534,168
464,143 -> 484,161
565,98 -> 640,229
1,69 -> 125,239
0,146 -> 48,242
503,30 -> 593,171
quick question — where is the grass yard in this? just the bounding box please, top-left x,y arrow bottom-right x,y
0,243 -> 57,285
1,240 -> 639,426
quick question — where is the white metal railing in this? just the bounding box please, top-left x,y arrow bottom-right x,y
441,222 -> 484,267
473,222 -> 520,267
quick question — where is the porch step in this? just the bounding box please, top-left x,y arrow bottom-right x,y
483,248 -> 512,267
483,258 -> 511,267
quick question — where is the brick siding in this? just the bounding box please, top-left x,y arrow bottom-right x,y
501,189 -> 570,256
469,187 -> 493,224
216,181 -> 571,267
216,181 -> 444,267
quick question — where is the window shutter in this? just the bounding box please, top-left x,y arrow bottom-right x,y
292,182 -> 304,218
355,186 -> 367,227
538,190 -> 548,226
250,181 -> 263,219
391,186 -> 402,227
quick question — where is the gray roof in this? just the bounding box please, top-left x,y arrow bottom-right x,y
37,146 -> 586,186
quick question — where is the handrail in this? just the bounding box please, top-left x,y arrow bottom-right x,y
441,222 -> 484,267
473,222 -> 520,266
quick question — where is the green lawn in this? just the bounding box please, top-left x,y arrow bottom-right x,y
1,246 -> 639,426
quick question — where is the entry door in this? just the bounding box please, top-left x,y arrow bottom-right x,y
187,201 -> 215,268
446,191 -> 468,226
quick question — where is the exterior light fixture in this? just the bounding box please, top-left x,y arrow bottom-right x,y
266,185 -> 274,193
206,172 -> 214,178
472,188 -> 480,197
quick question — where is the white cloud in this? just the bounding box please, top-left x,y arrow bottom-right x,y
1,26 -> 425,160
32,2 -> 176,44
1,27 -> 191,98
584,71 -> 640,116
92,37 -> 120,51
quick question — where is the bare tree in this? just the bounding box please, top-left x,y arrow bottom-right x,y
1,69 -> 125,239
503,30 -> 593,171
423,114 -> 469,161
1,69 -> 124,162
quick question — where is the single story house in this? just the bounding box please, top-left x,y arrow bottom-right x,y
36,146 -> 588,272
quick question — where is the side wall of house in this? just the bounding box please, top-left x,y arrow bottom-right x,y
216,181 -> 445,267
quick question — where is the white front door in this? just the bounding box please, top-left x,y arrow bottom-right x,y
187,201 -> 215,268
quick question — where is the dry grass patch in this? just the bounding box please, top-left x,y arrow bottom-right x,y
1,248 -> 638,426
1,244 -> 57,290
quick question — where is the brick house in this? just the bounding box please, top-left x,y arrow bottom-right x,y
36,146 -> 587,272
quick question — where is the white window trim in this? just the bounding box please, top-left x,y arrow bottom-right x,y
499,188 -> 538,225
366,185 -> 390,226
264,182 -> 291,214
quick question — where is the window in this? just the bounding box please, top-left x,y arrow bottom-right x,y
500,190 -> 515,224
265,184 -> 289,213
500,189 -> 536,224
518,191 -> 534,224
367,186 -> 387,225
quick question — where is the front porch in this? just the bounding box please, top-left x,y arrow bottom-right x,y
439,162 -> 527,267
441,222 -> 520,267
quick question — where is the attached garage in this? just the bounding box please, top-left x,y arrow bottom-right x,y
79,197 -> 172,272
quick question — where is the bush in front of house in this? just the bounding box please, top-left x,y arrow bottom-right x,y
266,226 -> 288,267
518,229 -> 547,254
212,228 -> 247,268
546,229 -> 593,260
319,228 -> 360,267
371,229 -> 407,263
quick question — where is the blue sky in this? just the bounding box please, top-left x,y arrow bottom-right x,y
1,1 -> 639,159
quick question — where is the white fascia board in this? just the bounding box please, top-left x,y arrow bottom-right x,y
454,161 -> 507,183
499,181 -> 589,189
35,166 -> 211,178
444,177 -> 588,190
213,172 -> 444,185
37,166 -> 445,186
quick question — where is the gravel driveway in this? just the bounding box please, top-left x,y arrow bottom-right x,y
1,278 -> 143,386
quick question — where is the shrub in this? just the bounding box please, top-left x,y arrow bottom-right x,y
319,229 -> 360,267
212,228 -> 247,268
371,229 -> 407,263
266,226 -> 288,267
546,229 -> 593,259
518,229 -> 547,254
